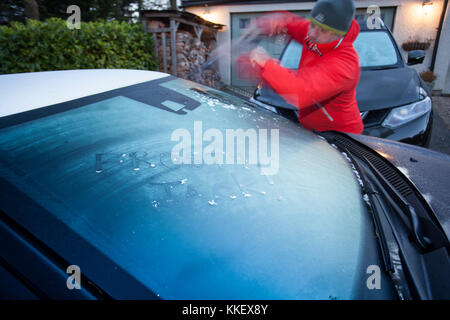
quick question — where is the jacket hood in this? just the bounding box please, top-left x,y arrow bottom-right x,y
342,19 -> 360,44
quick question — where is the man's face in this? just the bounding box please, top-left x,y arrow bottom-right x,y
307,23 -> 341,44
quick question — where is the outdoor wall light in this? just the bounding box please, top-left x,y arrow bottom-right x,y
201,5 -> 215,23
422,1 -> 433,15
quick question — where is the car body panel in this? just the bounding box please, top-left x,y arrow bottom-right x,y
349,133 -> 450,241
0,69 -> 170,117
356,68 -> 420,112
362,110 -> 432,143
0,71 -> 395,299
2,70 -> 448,300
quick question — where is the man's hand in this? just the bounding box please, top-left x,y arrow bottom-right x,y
249,46 -> 272,68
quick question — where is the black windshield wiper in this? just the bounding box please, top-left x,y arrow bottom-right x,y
318,132 -> 450,299
365,65 -> 398,71
357,152 -> 432,250
318,132 -> 447,252
339,147 -> 413,299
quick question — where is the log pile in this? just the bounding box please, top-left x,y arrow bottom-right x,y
154,29 -> 221,88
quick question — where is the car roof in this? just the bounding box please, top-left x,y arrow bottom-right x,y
356,16 -> 389,31
0,69 -> 169,118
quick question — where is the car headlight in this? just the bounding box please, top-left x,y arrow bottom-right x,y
382,96 -> 431,129
419,86 -> 428,99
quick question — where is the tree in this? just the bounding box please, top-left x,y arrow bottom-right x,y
24,0 -> 39,20
38,0 -> 138,22
169,0 -> 177,10
142,0 -> 175,10
0,0 -> 26,25
0,0 -> 179,25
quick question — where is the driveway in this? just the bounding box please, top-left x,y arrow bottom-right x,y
429,96 -> 450,156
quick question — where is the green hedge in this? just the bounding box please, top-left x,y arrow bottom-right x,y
0,18 -> 158,74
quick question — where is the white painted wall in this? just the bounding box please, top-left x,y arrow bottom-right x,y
444,63 -> 450,94
433,1 -> 450,93
390,0 -> 445,82
186,0 -> 447,87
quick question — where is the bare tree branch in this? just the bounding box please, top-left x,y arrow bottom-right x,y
24,0 -> 39,20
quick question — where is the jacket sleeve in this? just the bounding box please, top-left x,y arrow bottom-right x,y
284,13 -> 310,44
257,11 -> 309,44
261,55 -> 357,109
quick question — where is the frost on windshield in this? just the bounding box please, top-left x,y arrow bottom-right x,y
0,77 -> 368,299
353,31 -> 398,67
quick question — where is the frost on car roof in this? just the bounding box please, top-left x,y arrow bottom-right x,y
0,76 -> 368,299
0,69 -> 170,117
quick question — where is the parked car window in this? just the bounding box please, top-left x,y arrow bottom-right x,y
353,31 -> 398,68
280,40 -> 303,70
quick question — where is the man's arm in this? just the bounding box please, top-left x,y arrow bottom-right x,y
255,11 -> 309,44
284,14 -> 310,44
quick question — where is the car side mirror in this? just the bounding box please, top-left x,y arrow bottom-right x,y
407,50 -> 426,65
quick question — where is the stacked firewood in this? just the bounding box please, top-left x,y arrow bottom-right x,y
153,30 -> 221,88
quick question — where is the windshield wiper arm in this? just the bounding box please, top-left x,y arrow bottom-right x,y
319,132 -> 435,251
318,132 -> 450,299
340,147 -> 413,299
366,65 -> 398,71
356,152 -> 432,250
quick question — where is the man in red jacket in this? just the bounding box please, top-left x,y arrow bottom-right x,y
249,0 -> 364,134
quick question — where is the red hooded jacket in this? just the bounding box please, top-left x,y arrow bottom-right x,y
261,14 -> 363,134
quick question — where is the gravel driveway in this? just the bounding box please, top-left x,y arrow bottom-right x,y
428,96 -> 450,156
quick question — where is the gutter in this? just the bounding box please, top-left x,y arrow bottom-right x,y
430,0 -> 449,71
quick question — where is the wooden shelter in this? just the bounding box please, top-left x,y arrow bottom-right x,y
140,10 -> 224,76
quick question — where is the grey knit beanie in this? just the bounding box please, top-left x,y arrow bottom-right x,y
309,0 -> 355,36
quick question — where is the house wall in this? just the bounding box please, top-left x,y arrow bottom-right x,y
391,0 -> 445,88
433,1 -> 449,94
186,0 -> 447,90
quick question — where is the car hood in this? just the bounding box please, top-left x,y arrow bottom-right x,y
255,67 -> 422,113
356,67 -> 421,111
349,133 -> 450,240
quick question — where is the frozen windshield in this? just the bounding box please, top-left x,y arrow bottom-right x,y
353,31 -> 398,67
0,76 -> 368,299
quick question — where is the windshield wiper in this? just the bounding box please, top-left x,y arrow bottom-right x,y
319,132 -> 450,299
357,152 -> 432,250
365,65 -> 398,71
338,147 -> 413,299
318,132 -> 447,251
